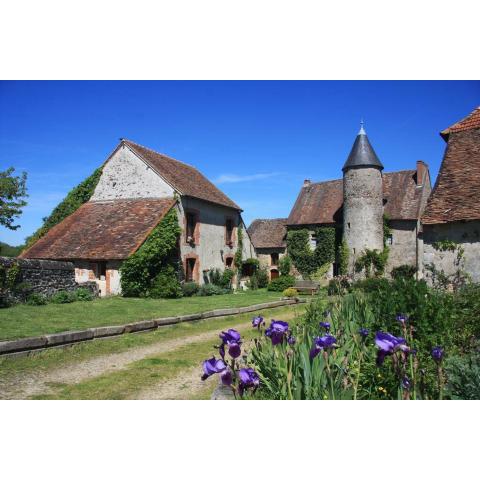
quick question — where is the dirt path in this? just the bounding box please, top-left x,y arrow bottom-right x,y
0,319 -> 252,400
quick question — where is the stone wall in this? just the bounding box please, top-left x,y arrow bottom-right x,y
0,257 -> 98,303
423,220 -> 480,283
386,220 -> 419,273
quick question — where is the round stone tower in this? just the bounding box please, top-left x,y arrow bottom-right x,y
342,123 -> 384,273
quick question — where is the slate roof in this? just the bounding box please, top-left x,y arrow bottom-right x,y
122,139 -> 241,211
247,218 -> 287,249
422,113 -> 480,224
287,170 -> 427,225
21,198 -> 176,260
343,128 -> 384,172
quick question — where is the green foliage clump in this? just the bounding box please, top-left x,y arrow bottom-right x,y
182,282 -> 199,297
234,225 -> 243,270
209,268 -> 235,288
120,208 -> 181,297
278,255 -> 292,276
50,290 -> 75,304
337,240 -> 349,276
391,264 -> 417,280
25,168 -> 102,248
283,287 -> 298,298
327,276 -> 351,296
267,275 -> 295,292
74,287 -> 94,302
148,265 -> 182,299
352,277 -> 390,293
383,214 -> 392,247
445,344 -> 480,400
26,293 -> 48,306
354,248 -> 389,277
0,167 -> 28,231
287,227 -> 336,278
255,268 -> 269,289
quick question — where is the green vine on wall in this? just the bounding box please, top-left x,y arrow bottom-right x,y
354,248 -> 389,278
383,214 -> 392,247
120,208 -> 181,297
24,167 -> 103,248
234,224 -> 243,270
287,227 -> 336,278
338,239 -> 349,276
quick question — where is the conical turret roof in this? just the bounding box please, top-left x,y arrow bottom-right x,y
342,124 -> 384,172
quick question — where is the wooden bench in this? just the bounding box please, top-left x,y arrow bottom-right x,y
294,280 -> 319,295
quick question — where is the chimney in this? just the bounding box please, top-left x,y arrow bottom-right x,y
303,179 -> 311,187
416,160 -> 428,186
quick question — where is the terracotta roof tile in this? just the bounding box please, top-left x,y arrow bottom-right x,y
247,218 -> 287,249
20,198 -> 176,260
122,140 -> 241,211
441,106 -> 480,140
287,171 -> 427,225
422,127 -> 480,224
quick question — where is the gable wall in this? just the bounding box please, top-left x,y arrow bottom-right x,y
91,145 -> 175,201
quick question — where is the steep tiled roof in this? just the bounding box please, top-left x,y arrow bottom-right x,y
248,218 -> 287,249
21,198 -> 176,260
122,140 -> 241,211
422,127 -> 480,224
287,171 -> 427,225
440,106 -> 480,140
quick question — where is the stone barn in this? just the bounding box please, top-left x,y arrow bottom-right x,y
247,218 -> 287,280
422,106 -> 480,283
21,139 -> 256,295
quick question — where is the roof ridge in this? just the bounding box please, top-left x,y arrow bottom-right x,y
122,139 -> 199,171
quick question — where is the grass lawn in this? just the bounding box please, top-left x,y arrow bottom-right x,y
0,305 -> 306,399
0,289 -> 283,341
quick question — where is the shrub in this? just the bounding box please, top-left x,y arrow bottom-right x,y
208,268 -> 222,286
182,282 -> 199,297
220,269 -> 235,288
74,287 -> 94,302
337,240 -> 349,276
26,293 -> 48,306
283,287 -> 298,298
391,264 -> 417,280
354,248 -> 389,277
267,275 -> 295,292
148,266 -> 183,299
445,345 -> 480,400
255,268 -> 269,288
247,274 -> 259,290
327,276 -> 351,296
279,256 -> 292,276
197,284 -> 230,296
352,277 -> 390,294
50,290 -> 75,304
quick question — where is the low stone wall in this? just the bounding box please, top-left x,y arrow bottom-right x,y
0,257 -> 99,303
0,298 -> 306,356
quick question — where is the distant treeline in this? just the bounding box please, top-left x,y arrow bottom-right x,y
0,242 -> 24,257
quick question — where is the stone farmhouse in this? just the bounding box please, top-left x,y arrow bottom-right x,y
422,106 -> 480,283
21,139 -> 255,295
247,218 -> 287,280
249,125 -> 432,279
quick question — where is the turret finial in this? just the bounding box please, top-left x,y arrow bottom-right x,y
358,119 -> 366,135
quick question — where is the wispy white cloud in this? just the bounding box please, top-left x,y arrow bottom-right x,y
214,172 -> 281,184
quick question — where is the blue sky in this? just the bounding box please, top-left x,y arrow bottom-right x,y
1,80 -> 479,246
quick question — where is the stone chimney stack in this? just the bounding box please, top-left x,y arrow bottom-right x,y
416,160 -> 428,186
303,179 -> 311,187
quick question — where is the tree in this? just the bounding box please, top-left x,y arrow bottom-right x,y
0,167 -> 28,230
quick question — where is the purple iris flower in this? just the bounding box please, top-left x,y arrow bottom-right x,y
201,357 -> 227,381
396,314 -> 408,325
238,368 -> 260,394
265,320 -> 289,345
310,334 -> 337,359
219,329 -> 242,359
359,327 -> 369,338
319,321 -> 331,332
431,346 -> 444,362
252,316 -> 264,329
375,331 -> 409,365
220,368 -> 233,386
287,334 -> 296,346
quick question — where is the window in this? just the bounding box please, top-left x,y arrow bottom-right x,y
271,253 -> 279,266
186,212 -> 197,243
225,257 -> 233,269
93,261 -> 107,280
186,258 -> 196,282
386,234 -> 393,246
226,218 -> 234,245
